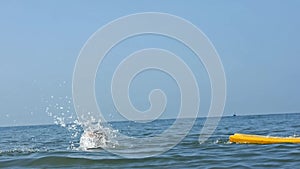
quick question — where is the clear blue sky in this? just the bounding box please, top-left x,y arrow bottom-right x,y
0,0 -> 299,126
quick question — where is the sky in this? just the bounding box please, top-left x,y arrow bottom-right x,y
0,0 -> 299,127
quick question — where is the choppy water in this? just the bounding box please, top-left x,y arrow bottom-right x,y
1,113 -> 300,168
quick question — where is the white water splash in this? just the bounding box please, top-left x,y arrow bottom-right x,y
45,94 -> 82,149
78,120 -> 119,150
45,94 -> 118,150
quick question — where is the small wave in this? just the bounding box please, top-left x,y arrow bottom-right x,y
0,148 -> 45,156
0,155 -> 173,168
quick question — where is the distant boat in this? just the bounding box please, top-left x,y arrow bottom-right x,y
233,113 -> 236,117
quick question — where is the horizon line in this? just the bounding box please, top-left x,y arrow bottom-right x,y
1,111 -> 299,128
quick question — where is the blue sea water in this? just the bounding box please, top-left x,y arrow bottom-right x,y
1,113 -> 300,168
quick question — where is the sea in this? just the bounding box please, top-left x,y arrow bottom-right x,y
1,113 -> 300,168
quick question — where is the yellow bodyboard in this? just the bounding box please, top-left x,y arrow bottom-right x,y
229,133 -> 300,144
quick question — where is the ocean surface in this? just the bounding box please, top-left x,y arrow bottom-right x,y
1,113 -> 300,168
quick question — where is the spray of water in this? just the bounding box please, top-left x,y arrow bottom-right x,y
45,92 -> 117,150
